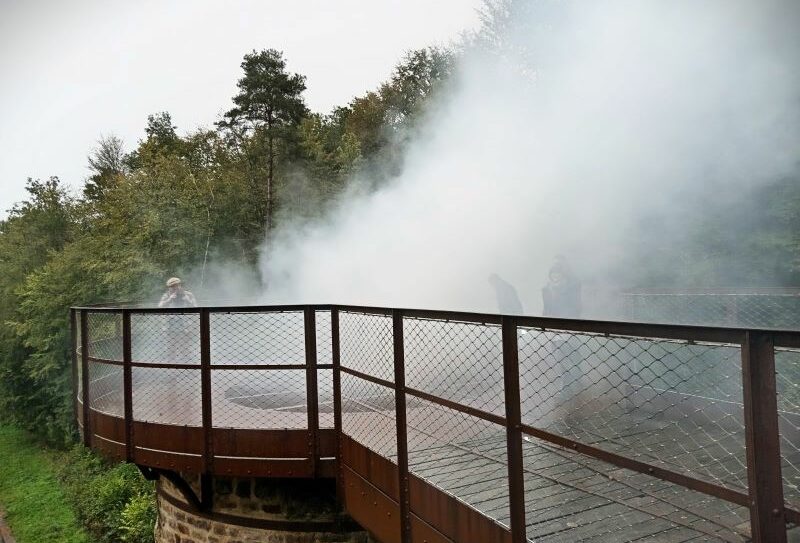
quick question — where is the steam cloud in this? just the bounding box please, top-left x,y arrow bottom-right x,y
256,0 -> 800,316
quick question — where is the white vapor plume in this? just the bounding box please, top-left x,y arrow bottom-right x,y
258,0 -> 800,316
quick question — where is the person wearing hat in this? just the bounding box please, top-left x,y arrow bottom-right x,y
158,277 -> 197,308
158,277 -> 197,367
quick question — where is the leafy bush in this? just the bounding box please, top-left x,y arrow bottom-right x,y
57,446 -> 156,543
120,493 -> 158,543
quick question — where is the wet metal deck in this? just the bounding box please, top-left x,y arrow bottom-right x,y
345,401 -> 751,542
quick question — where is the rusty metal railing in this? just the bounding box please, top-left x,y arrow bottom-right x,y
72,303 -> 800,542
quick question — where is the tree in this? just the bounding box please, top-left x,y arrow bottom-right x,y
84,135 -> 126,202
218,49 -> 308,231
298,113 -> 361,197
381,48 -> 453,129
0,177 -> 76,444
335,48 -> 453,185
144,112 -> 179,151
124,112 -> 182,170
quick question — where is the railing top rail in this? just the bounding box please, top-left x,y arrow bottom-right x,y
71,302 -> 800,346
622,287 -> 800,296
72,303 -> 333,313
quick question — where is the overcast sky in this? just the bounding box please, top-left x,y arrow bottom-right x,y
0,0 -> 481,217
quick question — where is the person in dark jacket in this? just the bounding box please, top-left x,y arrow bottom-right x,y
542,258 -> 583,419
542,258 -> 581,318
488,273 -> 524,315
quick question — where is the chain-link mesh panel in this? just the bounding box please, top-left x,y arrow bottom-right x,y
76,311 -> 84,353
318,368 -> 334,429
519,328 -> 747,496
77,360 -> 83,399
340,312 -> 393,382
776,347 -> 800,509
87,312 -> 123,361
316,311 -> 334,428
316,310 -> 332,365
210,311 -> 305,365
73,311 -> 83,401
131,367 -> 201,425
341,372 -> 396,458
405,318 -> 504,417
624,291 -> 800,329
131,313 -> 200,364
522,433 -> 749,542
406,396 -> 509,528
211,369 -> 307,429
87,361 -> 124,416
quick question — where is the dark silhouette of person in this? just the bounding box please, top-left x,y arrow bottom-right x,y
542,258 -> 581,318
488,273 -> 524,315
541,257 -> 584,421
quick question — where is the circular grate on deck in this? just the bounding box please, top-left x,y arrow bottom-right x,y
224,384 -> 394,414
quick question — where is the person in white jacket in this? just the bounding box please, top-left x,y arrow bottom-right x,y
158,277 -> 197,308
158,277 -> 197,366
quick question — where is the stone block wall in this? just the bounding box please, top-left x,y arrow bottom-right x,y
155,475 -> 374,543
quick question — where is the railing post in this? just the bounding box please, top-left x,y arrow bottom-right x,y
502,316 -> 526,543
331,308 -> 344,502
305,307 -> 319,478
80,310 -> 90,447
122,310 -> 133,462
200,308 -> 213,510
742,330 -> 786,542
70,309 -> 78,430
393,309 -> 411,543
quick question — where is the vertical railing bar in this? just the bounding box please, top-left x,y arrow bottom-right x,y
305,307 -> 319,477
122,310 -> 133,462
742,330 -> 787,542
393,309 -> 411,543
332,308 -> 344,502
70,308 -> 78,431
502,316 -> 526,543
200,308 -> 213,511
80,310 -> 90,447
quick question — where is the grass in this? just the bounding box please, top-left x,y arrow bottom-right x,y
0,424 -> 91,543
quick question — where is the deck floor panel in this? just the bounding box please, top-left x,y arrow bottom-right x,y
628,526 -> 717,543
536,505 -> 654,542
401,423 -> 750,542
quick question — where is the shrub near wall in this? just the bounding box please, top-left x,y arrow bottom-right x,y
58,446 -> 157,543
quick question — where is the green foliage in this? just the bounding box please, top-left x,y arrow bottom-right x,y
119,493 -> 158,543
627,174 -> 800,288
221,49 -> 308,133
331,48 -> 454,185
84,135 -> 126,202
0,425 -> 91,543
0,178 -> 78,446
57,446 -> 155,543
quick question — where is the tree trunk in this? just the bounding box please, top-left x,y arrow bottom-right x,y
266,113 -> 274,232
